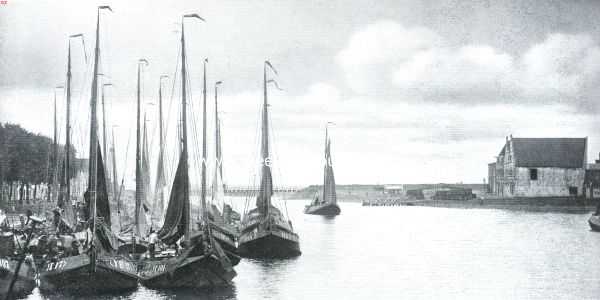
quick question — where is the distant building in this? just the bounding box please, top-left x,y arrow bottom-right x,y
383,185 -> 404,195
488,136 -> 587,197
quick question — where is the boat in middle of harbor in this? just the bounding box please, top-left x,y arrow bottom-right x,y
304,123 -> 341,216
238,61 -> 301,259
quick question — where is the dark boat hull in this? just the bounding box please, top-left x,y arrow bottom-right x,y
589,215 -> 600,232
217,240 -> 240,266
238,232 -> 301,258
39,254 -> 139,294
0,258 -> 36,299
304,203 -> 341,216
208,228 -> 240,266
139,253 -> 236,289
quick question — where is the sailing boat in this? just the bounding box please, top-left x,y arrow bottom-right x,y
139,14 -> 236,289
118,58 -> 150,257
38,6 -> 139,293
202,74 -> 240,266
304,123 -> 340,216
238,61 -> 301,258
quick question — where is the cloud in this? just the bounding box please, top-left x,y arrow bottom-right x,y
337,21 -> 600,110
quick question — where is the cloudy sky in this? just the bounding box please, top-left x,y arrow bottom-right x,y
2,0 -> 600,187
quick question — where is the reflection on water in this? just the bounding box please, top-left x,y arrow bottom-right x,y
23,200 -> 600,300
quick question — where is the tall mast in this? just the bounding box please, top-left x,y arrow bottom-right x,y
50,87 -> 62,205
89,6 -> 111,267
111,128 -> 118,209
201,59 -> 208,223
65,41 -> 72,209
212,81 -> 223,206
181,13 -> 205,244
155,75 -> 168,223
180,21 -> 190,244
135,58 -> 148,238
323,125 -> 327,198
63,33 -> 84,223
261,62 -> 272,214
262,63 -> 269,165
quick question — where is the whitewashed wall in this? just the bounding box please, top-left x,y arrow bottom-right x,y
513,167 -> 584,197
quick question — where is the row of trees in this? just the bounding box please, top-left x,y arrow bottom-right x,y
0,123 -> 78,208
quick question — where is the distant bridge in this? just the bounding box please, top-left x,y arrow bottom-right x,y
190,186 -> 302,196
225,186 -> 302,194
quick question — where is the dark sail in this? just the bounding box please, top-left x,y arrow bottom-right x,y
85,142 -> 111,227
256,164 -> 273,216
323,139 -> 337,204
158,154 -> 188,244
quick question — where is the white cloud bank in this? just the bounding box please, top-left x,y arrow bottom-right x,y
337,21 -> 600,109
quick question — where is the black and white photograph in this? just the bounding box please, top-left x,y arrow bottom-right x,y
1,0 -> 600,299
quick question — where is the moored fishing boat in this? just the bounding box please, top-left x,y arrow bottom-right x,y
204,78 -> 240,266
38,6 -> 140,294
238,61 -> 301,259
139,14 -> 236,289
304,123 -> 340,216
117,58 -> 151,258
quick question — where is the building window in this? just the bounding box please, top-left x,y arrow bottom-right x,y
529,168 -> 538,180
569,187 -> 578,196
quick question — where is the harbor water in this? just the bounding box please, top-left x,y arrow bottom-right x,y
24,200 -> 600,299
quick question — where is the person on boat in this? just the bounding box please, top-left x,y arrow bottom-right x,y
52,207 -> 73,235
70,240 -> 81,256
148,228 -> 158,259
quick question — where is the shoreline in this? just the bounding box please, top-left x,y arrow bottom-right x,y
359,197 -> 599,213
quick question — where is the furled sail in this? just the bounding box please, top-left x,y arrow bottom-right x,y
158,154 -> 188,244
256,164 -> 273,216
255,64 -> 273,216
85,142 -> 111,227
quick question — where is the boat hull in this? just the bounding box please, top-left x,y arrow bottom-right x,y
0,258 -> 36,299
304,203 -> 341,216
209,229 -> 240,266
238,231 -> 301,258
589,215 -> 600,232
139,253 -> 236,289
217,240 -> 240,266
39,254 -> 139,294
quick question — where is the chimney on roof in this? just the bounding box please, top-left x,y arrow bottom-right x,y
510,134 -> 513,139
596,152 -> 600,164
505,136 -> 508,142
